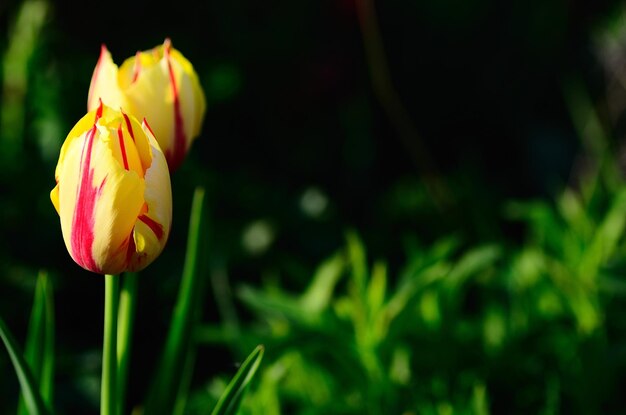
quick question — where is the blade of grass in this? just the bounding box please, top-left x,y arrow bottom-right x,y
0,316 -> 50,415
174,227 -> 210,415
172,342 -> 198,415
40,271 -> 55,406
211,345 -> 265,415
346,230 -> 367,294
143,186 -> 207,415
18,271 -> 55,414
18,274 -> 45,415
300,251 -> 346,315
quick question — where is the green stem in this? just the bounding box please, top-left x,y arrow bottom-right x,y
355,0 -> 450,210
102,274 -> 119,415
117,272 -> 138,415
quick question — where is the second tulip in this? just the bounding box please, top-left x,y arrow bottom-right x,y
88,38 -> 206,171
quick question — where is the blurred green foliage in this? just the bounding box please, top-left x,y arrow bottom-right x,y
4,0 -> 626,414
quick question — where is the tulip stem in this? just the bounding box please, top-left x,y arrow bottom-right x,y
102,274 -> 119,415
117,272 -> 138,415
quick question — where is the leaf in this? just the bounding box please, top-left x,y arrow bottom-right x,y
143,186 -> 208,415
346,230 -> 367,294
211,345 -> 265,415
0,316 -> 50,415
238,285 -> 310,324
300,252 -> 345,315
172,342 -> 198,415
366,261 -> 387,317
18,271 -> 55,414
445,244 -> 502,290
579,189 -> 626,280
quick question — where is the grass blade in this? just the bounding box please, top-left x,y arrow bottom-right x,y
18,271 -> 54,414
172,342 -> 198,415
143,186 -> 207,415
40,272 -> 55,406
211,345 -> 265,415
0,316 -> 50,415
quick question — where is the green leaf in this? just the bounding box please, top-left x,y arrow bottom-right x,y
385,260 -> 451,323
579,189 -> 626,280
238,285 -> 311,325
346,230 -> 367,294
471,383 -> 490,415
173,342 -> 198,415
0,316 -> 50,415
445,244 -> 502,290
300,252 -> 345,315
211,345 -> 265,415
143,186 -> 208,415
18,271 -> 55,414
366,261 -> 387,317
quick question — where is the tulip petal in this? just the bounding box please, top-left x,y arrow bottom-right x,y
126,120 -> 172,271
90,128 -> 146,274
163,43 -> 187,171
70,126 -> 100,272
87,45 -> 125,112
50,185 -> 60,215
122,59 -> 177,165
169,47 -> 206,139
122,111 -> 152,173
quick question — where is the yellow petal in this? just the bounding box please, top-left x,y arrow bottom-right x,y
55,126 -> 95,269
124,60 -> 174,149
87,45 -> 125,112
50,184 -> 60,215
169,48 -> 206,137
126,120 -> 172,272
91,151 -> 145,274
142,119 -> 172,238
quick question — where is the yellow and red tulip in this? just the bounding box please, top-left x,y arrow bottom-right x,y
87,38 -> 206,171
50,101 -> 172,274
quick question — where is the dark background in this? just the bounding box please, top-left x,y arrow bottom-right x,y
1,0 -> 624,413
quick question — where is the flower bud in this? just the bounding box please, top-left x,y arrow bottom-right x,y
50,101 -> 172,274
88,38 -> 206,171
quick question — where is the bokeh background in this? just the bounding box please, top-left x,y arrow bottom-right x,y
4,0 -> 626,414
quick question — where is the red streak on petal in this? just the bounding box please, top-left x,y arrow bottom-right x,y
131,51 -> 142,83
125,230 -> 137,264
164,46 -> 187,171
138,214 -> 164,240
142,118 -> 156,138
70,125 -> 101,273
122,112 -> 135,142
96,98 -> 104,122
117,123 -> 129,170
88,44 -> 107,110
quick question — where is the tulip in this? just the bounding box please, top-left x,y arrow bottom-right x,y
87,38 -> 206,171
50,101 -> 172,274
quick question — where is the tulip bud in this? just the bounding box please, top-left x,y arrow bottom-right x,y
87,38 -> 206,171
50,101 -> 172,274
